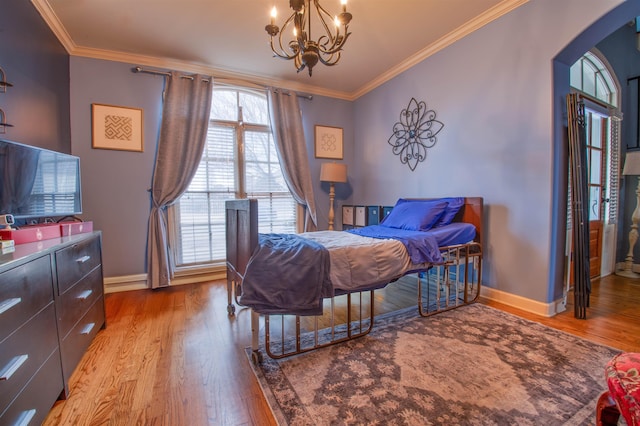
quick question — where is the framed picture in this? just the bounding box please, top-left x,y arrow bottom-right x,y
92,103 -> 143,152
315,125 -> 343,159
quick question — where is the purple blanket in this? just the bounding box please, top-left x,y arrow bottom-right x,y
239,233 -> 333,315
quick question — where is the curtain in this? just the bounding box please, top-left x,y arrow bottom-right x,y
147,72 -> 212,289
267,88 -> 318,231
567,93 -> 591,318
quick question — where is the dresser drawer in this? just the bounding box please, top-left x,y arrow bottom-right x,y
0,255 -> 54,344
60,296 -> 105,382
0,303 -> 59,415
57,266 -> 103,339
0,350 -> 64,426
55,235 -> 101,295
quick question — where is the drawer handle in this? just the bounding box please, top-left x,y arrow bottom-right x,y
0,354 -> 28,381
0,297 -> 21,315
76,255 -> 91,263
80,322 -> 95,335
77,289 -> 93,300
15,409 -> 36,426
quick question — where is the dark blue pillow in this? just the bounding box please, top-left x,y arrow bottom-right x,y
434,197 -> 465,227
380,199 -> 448,231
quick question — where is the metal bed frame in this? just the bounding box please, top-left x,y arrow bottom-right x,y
225,197 -> 483,363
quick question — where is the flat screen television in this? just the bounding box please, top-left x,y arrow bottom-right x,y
0,138 -> 82,222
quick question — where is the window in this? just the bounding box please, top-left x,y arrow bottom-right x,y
171,87 -> 297,267
570,51 -> 617,107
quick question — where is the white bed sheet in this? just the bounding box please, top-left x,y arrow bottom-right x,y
301,231 -> 432,293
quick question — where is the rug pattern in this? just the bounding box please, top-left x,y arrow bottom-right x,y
248,304 -> 620,425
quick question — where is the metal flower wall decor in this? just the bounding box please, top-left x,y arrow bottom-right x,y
388,97 -> 444,171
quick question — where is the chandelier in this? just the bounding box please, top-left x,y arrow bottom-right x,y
265,0 -> 352,76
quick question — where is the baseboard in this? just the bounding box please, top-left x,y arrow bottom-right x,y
480,286 -> 564,317
614,261 -> 640,274
103,270 -> 226,294
104,274 -> 148,294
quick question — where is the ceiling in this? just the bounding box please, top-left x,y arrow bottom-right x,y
32,0 -> 528,100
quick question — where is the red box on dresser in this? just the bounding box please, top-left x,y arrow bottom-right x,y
59,221 -> 93,236
0,224 -> 62,244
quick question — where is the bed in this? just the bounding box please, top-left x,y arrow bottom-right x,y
226,197 -> 483,362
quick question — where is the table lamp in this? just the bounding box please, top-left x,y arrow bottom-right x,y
320,162 -> 347,230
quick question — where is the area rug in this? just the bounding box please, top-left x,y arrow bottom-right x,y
247,303 -> 620,425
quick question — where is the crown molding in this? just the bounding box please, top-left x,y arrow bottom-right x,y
71,45 -> 355,101
31,0 -> 528,102
31,0 -> 77,53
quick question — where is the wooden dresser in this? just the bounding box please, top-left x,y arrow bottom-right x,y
0,232 -> 105,425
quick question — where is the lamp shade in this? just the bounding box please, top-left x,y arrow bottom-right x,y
320,162 -> 347,183
623,151 -> 640,176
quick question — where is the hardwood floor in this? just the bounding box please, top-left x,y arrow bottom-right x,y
43,274 -> 640,425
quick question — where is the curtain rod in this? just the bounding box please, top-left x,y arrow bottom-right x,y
132,66 -> 312,100
132,66 -> 210,83
274,89 -> 313,101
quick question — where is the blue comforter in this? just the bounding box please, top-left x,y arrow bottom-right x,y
346,225 -> 443,264
239,233 -> 333,315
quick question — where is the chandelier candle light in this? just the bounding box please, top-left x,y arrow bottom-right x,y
320,162 -> 347,230
265,0 -> 352,76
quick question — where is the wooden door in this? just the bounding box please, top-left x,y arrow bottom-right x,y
568,108 -> 608,283
586,110 -> 607,278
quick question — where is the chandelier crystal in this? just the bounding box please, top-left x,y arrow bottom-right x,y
265,0 -> 352,76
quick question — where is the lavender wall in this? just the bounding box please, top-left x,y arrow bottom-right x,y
0,0 -> 70,152
299,95 -> 355,229
70,57 -> 163,277
352,0 -> 632,306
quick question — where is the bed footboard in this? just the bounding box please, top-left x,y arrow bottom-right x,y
418,197 -> 483,316
225,199 -> 258,315
263,291 -> 375,359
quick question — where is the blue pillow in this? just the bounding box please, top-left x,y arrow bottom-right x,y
380,199 -> 448,231
434,197 -> 465,227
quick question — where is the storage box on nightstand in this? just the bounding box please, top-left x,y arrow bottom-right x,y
342,206 -> 354,229
382,206 -> 394,221
366,206 -> 382,225
354,206 -> 366,227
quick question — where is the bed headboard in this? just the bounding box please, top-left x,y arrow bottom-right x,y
405,197 -> 483,245
457,197 -> 483,246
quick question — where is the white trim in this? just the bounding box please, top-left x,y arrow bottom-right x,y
104,270 -> 226,294
480,286 -> 565,317
104,274 -> 148,294
615,261 -> 640,274
171,269 -> 226,286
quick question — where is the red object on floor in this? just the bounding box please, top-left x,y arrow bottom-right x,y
597,352 -> 640,426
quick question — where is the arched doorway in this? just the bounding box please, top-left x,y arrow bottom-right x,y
550,1 -> 640,309
566,50 -> 622,289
